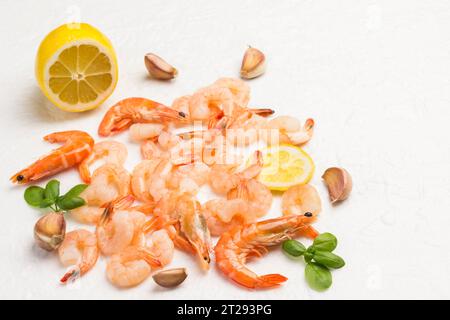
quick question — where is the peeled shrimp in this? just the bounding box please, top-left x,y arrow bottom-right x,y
266,116 -> 314,145
226,111 -> 269,146
106,246 -> 161,288
189,86 -> 234,121
145,229 -> 174,267
96,196 -> 146,256
58,229 -> 98,283
167,162 -> 210,195
281,184 -> 322,217
71,164 -> 131,224
202,198 -> 254,236
11,131 -> 94,184
129,123 -> 166,142
78,140 -> 127,183
98,97 -> 186,136
215,214 -> 319,289
214,78 -> 250,107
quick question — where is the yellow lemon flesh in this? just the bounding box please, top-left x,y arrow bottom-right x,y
257,144 -> 315,191
35,23 -> 118,112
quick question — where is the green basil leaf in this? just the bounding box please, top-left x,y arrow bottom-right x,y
313,233 -> 337,252
282,240 -> 306,257
313,251 -> 345,269
39,198 -> 56,208
305,262 -> 332,291
62,184 -> 88,199
44,180 -> 60,202
57,196 -> 86,211
304,251 -> 313,263
24,186 -> 45,207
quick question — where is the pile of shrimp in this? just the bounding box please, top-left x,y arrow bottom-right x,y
11,77 -> 320,290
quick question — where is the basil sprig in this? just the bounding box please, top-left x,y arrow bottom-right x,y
24,180 -> 87,212
282,232 -> 345,291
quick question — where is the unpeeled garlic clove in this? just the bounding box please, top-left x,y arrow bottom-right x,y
240,47 -> 266,79
144,53 -> 178,80
322,167 -> 353,203
152,268 -> 188,288
34,212 -> 66,251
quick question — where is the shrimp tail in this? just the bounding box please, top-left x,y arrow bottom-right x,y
256,274 -> 288,288
60,268 -> 80,284
247,108 -> 275,117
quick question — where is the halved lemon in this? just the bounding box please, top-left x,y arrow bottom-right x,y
257,144 -> 315,191
35,23 -> 118,112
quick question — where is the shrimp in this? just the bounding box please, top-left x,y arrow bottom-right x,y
226,111 -> 269,146
281,184 -> 322,217
78,140 -> 127,183
214,213 -> 319,289
171,95 -> 192,121
167,162 -> 210,195
96,196 -> 146,256
129,123 -> 166,142
98,97 -> 187,137
145,193 -> 212,270
266,116 -> 314,145
140,139 -> 167,160
106,246 -> 161,288
58,229 -> 98,283
214,78 -> 250,107
189,86 -> 234,121
11,130 -> 94,184
202,198 -> 255,236
71,164 -> 131,224
145,229 -> 174,267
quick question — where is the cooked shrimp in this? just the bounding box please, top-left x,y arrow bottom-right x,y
58,229 -> 98,283
266,116 -> 314,145
129,123 -> 166,142
146,229 -> 174,267
96,196 -> 145,256
106,246 -> 161,288
71,164 -> 131,224
140,139 -> 167,160
168,162 -> 210,195
202,198 -> 255,236
171,95 -> 192,120
11,131 -> 94,184
214,78 -> 250,107
145,193 -> 212,270
131,159 -> 163,203
281,184 -> 322,217
78,140 -> 127,183
98,97 -> 186,137
214,214 -> 319,289
189,86 -> 234,121
226,112 -> 268,146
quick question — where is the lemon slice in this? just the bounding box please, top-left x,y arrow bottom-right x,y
257,144 -> 315,191
35,23 -> 118,112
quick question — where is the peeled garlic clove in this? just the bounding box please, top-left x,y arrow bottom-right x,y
322,167 -> 353,203
34,212 -> 66,251
240,47 -> 266,79
152,268 -> 187,288
144,53 -> 178,80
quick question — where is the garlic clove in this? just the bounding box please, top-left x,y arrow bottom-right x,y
322,167 -> 353,203
144,53 -> 178,80
240,47 -> 266,79
152,268 -> 188,288
34,212 -> 66,251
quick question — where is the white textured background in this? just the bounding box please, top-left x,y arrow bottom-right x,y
1,0 -> 450,300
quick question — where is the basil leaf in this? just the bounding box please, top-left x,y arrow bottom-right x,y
313,233 -> 337,252
44,180 -> 60,202
39,198 -> 55,208
304,251 -> 313,263
62,184 -> 88,199
313,251 -> 345,269
282,240 -> 306,257
57,196 -> 86,211
305,262 -> 332,291
24,186 -> 45,207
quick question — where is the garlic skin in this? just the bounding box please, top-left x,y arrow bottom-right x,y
240,47 -> 266,79
152,268 -> 188,288
144,53 -> 178,80
34,212 -> 66,251
322,167 -> 353,203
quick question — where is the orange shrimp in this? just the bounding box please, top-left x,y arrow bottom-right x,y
10,130 -> 94,184
214,214 -> 319,289
98,97 -> 187,137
